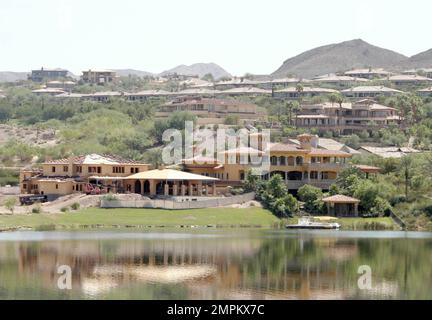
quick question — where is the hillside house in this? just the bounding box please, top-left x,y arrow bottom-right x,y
81,69 -> 118,85
156,97 -> 265,125
341,86 -> 403,98
28,67 -> 68,82
294,99 -> 401,133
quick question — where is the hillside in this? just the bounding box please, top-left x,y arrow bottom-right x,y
402,49 -> 432,69
272,39 -> 408,78
160,63 -> 231,79
114,69 -> 155,78
0,71 -> 28,82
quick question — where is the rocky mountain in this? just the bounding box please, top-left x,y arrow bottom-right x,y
272,39 -> 408,78
0,71 -> 28,82
402,49 -> 432,69
160,63 -> 231,79
114,69 -> 155,78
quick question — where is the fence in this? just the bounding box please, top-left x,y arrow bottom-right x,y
0,186 -> 20,195
100,192 -> 256,210
389,210 -> 407,230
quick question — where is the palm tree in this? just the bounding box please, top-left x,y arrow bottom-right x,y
295,84 -> 304,100
399,155 -> 413,199
328,93 -> 344,132
286,101 -> 300,127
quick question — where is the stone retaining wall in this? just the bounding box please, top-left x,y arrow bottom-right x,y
100,193 -> 256,209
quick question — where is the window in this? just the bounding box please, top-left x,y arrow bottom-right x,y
279,157 -> 286,165
240,172 -> 245,180
270,156 -> 278,165
321,172 -> 330,179
23,184 -> 27,189
287,156 -> 295,166
77,166 -> 82,173
52,166 -> 56,173
55,184 -> 59,189
310,171 -> 318,179
113,167 -> 125,173
63,166 -> 68,172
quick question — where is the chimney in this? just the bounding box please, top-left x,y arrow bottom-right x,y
68,156 -> 75,176
297,133 -> 318,150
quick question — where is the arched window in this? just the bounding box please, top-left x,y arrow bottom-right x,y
270,156 -> 278,165
287,156 -> 295,166
287,171 -> 302,180
296,156 -> 303,165
279,156 -> 286,165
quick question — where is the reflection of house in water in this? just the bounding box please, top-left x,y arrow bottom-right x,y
0,235 -> 403,299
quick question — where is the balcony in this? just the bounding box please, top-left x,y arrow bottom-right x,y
307,163 -> 346,170
285,179 -> 334,190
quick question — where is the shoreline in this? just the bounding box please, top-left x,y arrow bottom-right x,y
0,207 -> 400,232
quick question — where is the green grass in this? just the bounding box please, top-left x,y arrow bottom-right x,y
0,208 -> 399,231
0,207 -> 281,230
330,217 -> 396,230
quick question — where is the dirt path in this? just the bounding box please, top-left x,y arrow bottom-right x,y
0,193 -> 148,215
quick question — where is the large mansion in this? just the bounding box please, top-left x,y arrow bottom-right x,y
19,134 -> 366,199
183,134 -> 353,191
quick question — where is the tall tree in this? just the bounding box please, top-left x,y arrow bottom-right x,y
399,155 -> 413,198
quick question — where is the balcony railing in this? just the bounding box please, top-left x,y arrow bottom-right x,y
285,179 -> 335,189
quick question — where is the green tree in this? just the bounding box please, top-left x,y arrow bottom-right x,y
201,73 -> 214,82
297,184 -> 324,214
399,155 -> 413,198
224,114 -> 240,125
144,149 -> 163,169
256,174 -> 299,217
286,101 -> 300,126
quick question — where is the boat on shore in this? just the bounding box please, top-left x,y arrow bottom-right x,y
286,217 -> 341,230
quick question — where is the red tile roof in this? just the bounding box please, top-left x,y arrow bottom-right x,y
43,154 -> 146,165
322,195 -> 360,203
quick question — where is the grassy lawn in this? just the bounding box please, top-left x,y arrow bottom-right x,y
0,207 -> 281,230
338,217 -> 397,230
0,208 -> 399,231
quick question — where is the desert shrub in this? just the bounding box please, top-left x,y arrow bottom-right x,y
32,206 -> 41,214
70,202 -> 80,210
102,193 -> 118,201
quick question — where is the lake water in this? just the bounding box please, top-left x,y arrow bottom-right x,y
0,229 -> 431,300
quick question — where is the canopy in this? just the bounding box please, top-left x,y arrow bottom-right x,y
88,176 -> 126,180
125,169 -> 218,181
322,194 -> 360,204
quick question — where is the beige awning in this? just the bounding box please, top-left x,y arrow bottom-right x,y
125,169 -> 219,181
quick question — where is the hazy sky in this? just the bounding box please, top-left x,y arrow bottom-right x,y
0,0 -> 431,76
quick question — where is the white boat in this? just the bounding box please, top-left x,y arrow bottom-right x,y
285,217 -> 341,230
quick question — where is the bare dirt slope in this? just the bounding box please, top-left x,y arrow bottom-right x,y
0,124 -> 59,147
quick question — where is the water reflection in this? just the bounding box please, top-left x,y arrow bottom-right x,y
0,230 -> 431,299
